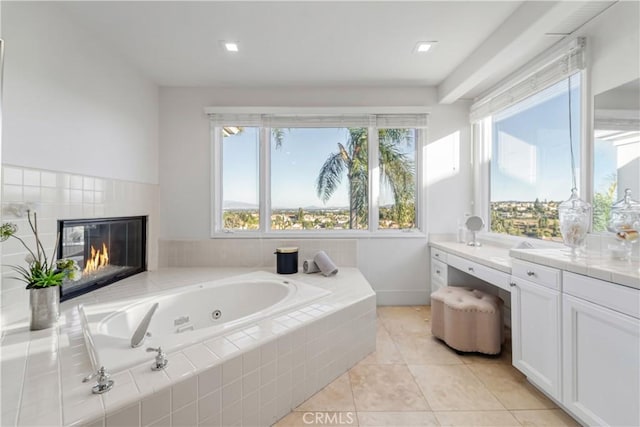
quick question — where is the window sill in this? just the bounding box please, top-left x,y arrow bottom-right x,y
210,230 -> 428,239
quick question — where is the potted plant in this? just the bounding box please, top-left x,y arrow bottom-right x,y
1,211 -> 81,330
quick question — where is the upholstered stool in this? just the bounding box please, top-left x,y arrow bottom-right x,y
431,287 -> 503,354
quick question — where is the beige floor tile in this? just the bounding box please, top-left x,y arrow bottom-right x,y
392,332 -> 464,365
467,364 -> 557,410
408,364 -> 504,411
459,340 -> 513,365
377,306 -> 431,336
349,364 -> 430,411
511,409 -> 580,426
435,410 -> 522,426
296,373 -> 356,412
357,411 -> 439,426
274,411 -> 358,426
357,323 -> 405,365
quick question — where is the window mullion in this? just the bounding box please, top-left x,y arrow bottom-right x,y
260,127 -> 271,233
369,127 -> 379,232
416,128 -> 426,231
211,125 -> 223,235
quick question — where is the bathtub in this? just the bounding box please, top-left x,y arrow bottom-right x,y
79,271 -> 331,372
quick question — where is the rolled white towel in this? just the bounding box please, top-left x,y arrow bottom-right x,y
302,259 -> 320,274
313,251 -> 338,277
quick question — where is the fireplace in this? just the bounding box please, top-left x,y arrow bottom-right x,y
57,216 -> 147,301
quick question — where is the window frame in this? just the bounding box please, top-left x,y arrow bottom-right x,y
474,70 -> 589,244
210,111 -> 427,238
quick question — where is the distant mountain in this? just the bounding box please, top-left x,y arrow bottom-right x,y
225,201 -> 354,211
272,205 -> 350,211
223,200 -> 258,210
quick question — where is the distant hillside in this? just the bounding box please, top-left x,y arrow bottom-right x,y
223,201 -> 259,210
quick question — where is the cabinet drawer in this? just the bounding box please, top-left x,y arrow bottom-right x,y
431,258 -> 448,282
512,259 -> 560,290
431,275 -> 445,295
431,248 -> 447,263
564,271 -> 639,319
448,254 -> 510,292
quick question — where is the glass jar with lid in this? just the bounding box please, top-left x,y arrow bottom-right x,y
559,188 -> 591,257
608,188 -> 640,259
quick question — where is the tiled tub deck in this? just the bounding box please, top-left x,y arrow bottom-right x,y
0,268 -> 376,427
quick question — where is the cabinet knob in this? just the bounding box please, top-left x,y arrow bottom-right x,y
526,271 -> 536,277
468,267 -> 474,272
509,282 -> 516,287
435,253 -> 439,258
436,270 -> 440,274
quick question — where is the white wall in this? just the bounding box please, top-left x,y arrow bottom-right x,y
579,1 -> 640,97
158,86 -> 472,304
0,3 -> 160,329
1,2 -> 159,184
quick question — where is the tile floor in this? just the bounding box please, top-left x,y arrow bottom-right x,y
274,306 -> 579,427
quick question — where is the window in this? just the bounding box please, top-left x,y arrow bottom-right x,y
221,127 -> 260,230
488,74 -> 581,240
378,129 -> 417,229
271,127 -> 368,230
210,113 -> 426,235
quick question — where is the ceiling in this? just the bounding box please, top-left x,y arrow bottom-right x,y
58,1 -> 615,102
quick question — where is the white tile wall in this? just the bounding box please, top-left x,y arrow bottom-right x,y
158,239 -> 358,269
1,164 -> 160,329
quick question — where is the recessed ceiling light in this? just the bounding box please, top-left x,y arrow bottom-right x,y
414,41 -> 437,53
223,42 -> 239,52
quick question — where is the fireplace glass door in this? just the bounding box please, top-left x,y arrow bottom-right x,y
58,216 -> 147,301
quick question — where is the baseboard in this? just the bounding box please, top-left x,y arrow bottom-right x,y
375,290 -> 429,306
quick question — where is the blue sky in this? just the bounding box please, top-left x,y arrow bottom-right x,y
223,127 -> 414,209
490,76 -> 596,202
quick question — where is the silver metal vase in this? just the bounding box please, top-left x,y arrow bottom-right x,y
29,286 -> 60,330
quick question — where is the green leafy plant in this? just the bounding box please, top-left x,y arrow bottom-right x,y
1,211 -> 80,289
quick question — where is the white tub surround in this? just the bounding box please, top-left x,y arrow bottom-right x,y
0,268 -> 376,427
81,272 -> 331,372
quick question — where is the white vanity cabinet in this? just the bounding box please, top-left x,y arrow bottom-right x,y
510,259 -> 562,400
430,248 -> 448,294
562,272 -> 640,427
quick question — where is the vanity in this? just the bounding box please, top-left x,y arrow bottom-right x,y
429,240 -> 640,427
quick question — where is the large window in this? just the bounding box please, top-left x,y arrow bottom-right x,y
271,127 -> 369,230
212,113 -> 425,234
222,127 -> 260,230
378,129 -> 417,229
488,74 -> 581,240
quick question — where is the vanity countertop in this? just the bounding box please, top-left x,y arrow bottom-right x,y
428,240 -> 512,273
429,239 -> 639,289
510,248 -> 640,289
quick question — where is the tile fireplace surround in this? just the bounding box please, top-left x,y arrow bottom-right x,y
0,268 -> 376,427
1,165 -> 159,328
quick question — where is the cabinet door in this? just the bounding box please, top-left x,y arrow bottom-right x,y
563,294 -> 640,427
511,277 -> 561,400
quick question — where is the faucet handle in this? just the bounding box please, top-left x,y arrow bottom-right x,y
146,346 -> 168,371
83,366 -> 114,394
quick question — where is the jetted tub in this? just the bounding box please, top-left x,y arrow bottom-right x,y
79,271 -> 331,372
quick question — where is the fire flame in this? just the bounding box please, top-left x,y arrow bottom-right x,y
84,243 -> 109,274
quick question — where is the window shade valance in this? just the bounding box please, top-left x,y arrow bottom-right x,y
470,37 -> 586,122
207,112 -> 429,128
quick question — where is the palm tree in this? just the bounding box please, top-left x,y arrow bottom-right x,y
316,128 -> 415,229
